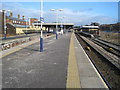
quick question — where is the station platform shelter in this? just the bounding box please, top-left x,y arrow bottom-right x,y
33,22 -> 74,33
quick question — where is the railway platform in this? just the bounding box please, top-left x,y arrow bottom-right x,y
1,32 -> 108,89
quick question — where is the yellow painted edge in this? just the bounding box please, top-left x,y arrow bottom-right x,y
66,33 -> 81,88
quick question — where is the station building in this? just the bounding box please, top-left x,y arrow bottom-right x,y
1,11 -> 30,36
0,10 -> 74,36
80,25 -> 99,35
33,22 -> 74,33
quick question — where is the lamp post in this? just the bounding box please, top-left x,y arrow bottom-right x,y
2,10 -> 11,40
50,9 -> 64,39
28,17 -> 31,34
28,17 -> 31,26
62,16 -> 66,33
59,17 -> 64,35
35,19 -> 38,34
26,19 -> 27,35
25,17 -> 31,35
50,9 -> 58,39
35,21 -> 38,34
24,17 -> 28,35
28,17 -> 31,30
37,19 -> 39,34
36,20 -> 38,34
40,0 -> 43,52
50,9 -> 56,34
59,9 -> 64,35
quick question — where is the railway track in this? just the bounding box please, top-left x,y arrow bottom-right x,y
90,38 -> 120,70
77,32 -> 120,70
92,38 -> 120,57
75,32 -> 120,89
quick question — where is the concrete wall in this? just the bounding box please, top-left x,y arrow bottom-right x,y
0,36 -> 39,51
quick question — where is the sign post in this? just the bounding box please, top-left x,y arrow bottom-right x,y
3,10 -> 6,40
40,0 -> 43,52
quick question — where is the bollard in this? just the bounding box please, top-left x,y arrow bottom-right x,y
56,32 -> 58,39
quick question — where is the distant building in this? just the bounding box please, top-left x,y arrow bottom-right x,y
6,12 -> 29,26
1,11 -> 30,36
1,10 -> 74,36
33,22 -> 74,33
1,10 -> 45,35
30,18 -> 38,26
81,25 -> 99,34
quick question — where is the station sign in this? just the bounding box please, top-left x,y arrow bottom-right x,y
40,17 -> 44,22
60,25 -> 63,28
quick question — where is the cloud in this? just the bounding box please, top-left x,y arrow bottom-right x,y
2,2 -> 118,25
2,2 -> 41,18
45,8 -> 117,25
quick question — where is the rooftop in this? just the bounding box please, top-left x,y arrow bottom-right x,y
7,16 -> 26,22
33,22 -> 74,26
82,25 -> 99,28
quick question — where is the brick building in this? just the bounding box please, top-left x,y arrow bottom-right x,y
1,11 -> 30,36
30,18 -> 38,26
6,12 -> 29,26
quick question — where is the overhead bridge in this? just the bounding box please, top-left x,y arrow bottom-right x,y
33,22 -> 74,30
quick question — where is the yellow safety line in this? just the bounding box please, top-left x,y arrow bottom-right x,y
66,33 -> 81,88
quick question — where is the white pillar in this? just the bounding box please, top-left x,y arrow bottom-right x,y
40,0 -> 43,38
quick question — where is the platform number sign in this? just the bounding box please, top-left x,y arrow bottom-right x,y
40,17 -> 44,22
60,25 -> 63,28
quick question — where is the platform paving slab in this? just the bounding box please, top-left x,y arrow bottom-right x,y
2,33 -> 71,88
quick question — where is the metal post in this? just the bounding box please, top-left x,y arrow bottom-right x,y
36,22 -> 37,34
29,17 -> 31,29
3,10 -> 6,40
26,19 -> 27,35
63,16 -> 65,34
56,10 -> 58,39
29,17 -> 31,26
59,9 -> 64,35
40,0 -> 43,52
37,20 -> 38,34
60,17 -> 63,35
50,9 -> 58,39
36,19 -> 39,34
50,9 -> 63,39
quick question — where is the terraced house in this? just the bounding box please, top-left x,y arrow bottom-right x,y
1,10 -> 30,36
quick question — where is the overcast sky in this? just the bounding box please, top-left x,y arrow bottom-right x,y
1,2 -> 119,26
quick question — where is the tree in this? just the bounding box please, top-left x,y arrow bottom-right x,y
91,22 -> 100,26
